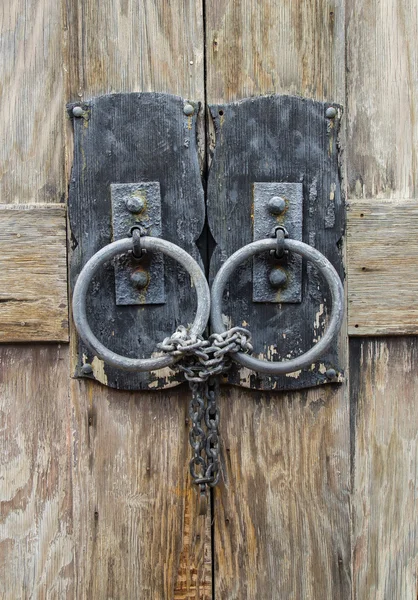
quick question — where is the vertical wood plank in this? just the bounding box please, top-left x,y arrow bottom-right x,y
0,1 -> 72,597
206,1 -> 350,598
0,346 -> 73,598
71,381 -> 211,600
347,2 -> 418,598
350,338 -> 418,599
64,0 -> 204,101
346,0 -> 418,199
206,0 -> 345,104
64,1 -> 209,597
0,0 -> 65,203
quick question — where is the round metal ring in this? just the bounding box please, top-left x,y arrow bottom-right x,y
210,238 -> 344,375
73,237 -> 210,372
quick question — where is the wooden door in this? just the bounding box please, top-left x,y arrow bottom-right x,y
1,1 -> 417,598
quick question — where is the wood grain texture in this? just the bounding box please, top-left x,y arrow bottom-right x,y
64,0 -> 210,596
347,199 -> 418,335
0,204 -> 68,342
346,0 -> 418,199
0,345 -> 73,598
214,385 -> 351,599
350,338 -> 418,599
71,379 -> 211,600
206,0 -> 345,104
0,0 -> 65,203
206,3 -> 350,596
64,0 -> 204,101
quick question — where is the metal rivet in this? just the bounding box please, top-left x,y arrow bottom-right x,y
72,106 -> 84,118
269,267 -> 287,288
183,103 -> 195,116
325,368 -> 337,379
81,363 -> 93,375
125,197 -> 145,213
326,106 -> 337,119
268,196 -> 286,215
131,270 -> 149,289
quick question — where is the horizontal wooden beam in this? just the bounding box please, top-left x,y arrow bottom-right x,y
0,204 -> 68,342
0,199 -> 417,342
347,199 -> 418,336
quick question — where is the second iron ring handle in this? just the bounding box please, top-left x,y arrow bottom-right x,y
210,237 -> 344,376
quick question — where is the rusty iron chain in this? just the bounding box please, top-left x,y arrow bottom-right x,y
158,325 -> 252,514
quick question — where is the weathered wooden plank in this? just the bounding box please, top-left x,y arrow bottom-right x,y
0,345 -> 73,598
0,204 -> 68,342
71,380 -> 211,599
347,199 -> 418,335
346,3 -> 418,598
64,0 -> 210,596
64,0 -> 204,101
0,0 -> 65,203
346,0 -> 418,199
206,0 -> 345,104
206,1 -> 350,597
215,386 -> 351,599
350,338 -> 418,599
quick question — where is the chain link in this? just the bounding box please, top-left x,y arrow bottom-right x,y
158,325 -> 252,515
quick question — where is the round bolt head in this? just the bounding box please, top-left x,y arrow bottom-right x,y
326,106 -> 337,119
269,267 -> 287,288
268,196 -> 286,215
125,197 -> 145,213
81,363 -> 93,375
183,103 -> 195,116
325,368 -> 337,380
72,106 -> 84,117
131,269 -> 149,289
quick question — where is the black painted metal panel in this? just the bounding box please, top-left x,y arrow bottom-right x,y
207,95 -> 345,391
69,93 -> 205,390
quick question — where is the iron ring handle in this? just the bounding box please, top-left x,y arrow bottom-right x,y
73,237 -> 211,372
210,238 -> 344,375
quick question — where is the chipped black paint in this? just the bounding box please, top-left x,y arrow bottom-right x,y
207,95 -> 345,391
69,93 -> 205,391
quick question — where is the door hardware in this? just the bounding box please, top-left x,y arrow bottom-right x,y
68,92 -> 205,391
207,94 -> 345,391
69,92 -> 345,512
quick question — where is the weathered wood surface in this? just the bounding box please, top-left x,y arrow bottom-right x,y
215,386 -> 351,599
0,345 -> 73,597
71,379 -> 211,599
347,199 -> 418,335
1,0 -> 211,598
206,0 -> 345,105
65,0 -> 211,597
0,0 -> 65,204
346,0 -> 418,200
346,2 -> 418,599
206,1 -> 351,597
64,0 -> 204,101
350,338 -> 418,599
0,204 -> 68,342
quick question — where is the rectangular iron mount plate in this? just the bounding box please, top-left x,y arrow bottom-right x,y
68,93 -> 205,391
207,95 -> 345,392
111,182 -> 164,305
253,181 -> 302,303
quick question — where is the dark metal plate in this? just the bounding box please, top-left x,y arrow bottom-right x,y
207,95 -> 345,391
68,93 -> 205,391
253,181 -> 303,303
111,182 -> 164,305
